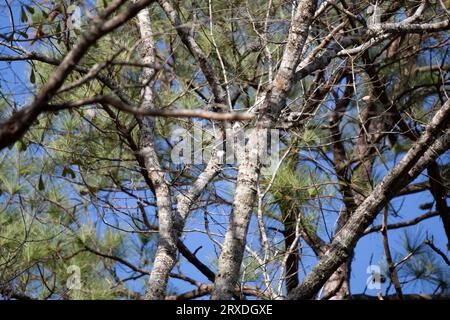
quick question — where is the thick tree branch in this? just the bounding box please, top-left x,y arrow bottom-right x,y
47,95 -> 253,121
211,0 -> 319,300
288,99 -> 450,299
363,211 -> 441,235
0,0 -> 156,151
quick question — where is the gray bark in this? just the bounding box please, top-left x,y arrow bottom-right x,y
288,99 -> 450,299
322,70 -> 385,299
211,129 -> 263,299
211,0 -> 318,300
134,5 -> 176,300
135,5 -> 223,299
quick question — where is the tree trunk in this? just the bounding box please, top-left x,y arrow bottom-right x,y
211,129 -> 262,299
211,0 -> 318,299
135,5 -> 223,299
288,100 -> 450,299
134,5 -> 177,300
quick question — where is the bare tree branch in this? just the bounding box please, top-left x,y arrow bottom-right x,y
289,99 -> 450,300
0,0 -> 156,150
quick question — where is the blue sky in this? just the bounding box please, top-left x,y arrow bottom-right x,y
0,1 -> 448,299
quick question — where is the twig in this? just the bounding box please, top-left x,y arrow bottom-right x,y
424,240 -> 450,266
380,206 -> 404,299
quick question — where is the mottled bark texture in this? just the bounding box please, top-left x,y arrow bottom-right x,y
323,70 -> 382,299
211,0 -> 318,300
135,4 -> 223,299
288,99 -> 450,299
134,5 -> 175,300
211,129 -> 263,299
322,49 -> 414,299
